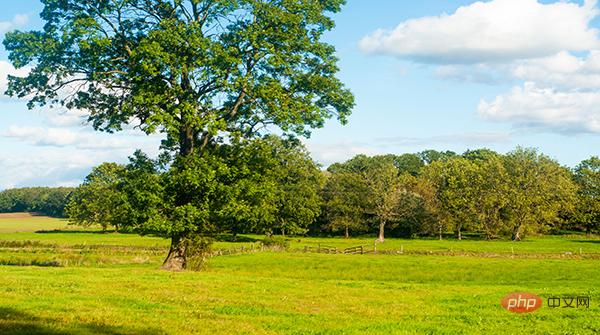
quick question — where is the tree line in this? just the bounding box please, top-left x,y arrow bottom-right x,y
64,143 -> 599,242
0,187 -> 75,217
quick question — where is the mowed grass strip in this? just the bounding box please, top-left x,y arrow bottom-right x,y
0,253 -> 599,334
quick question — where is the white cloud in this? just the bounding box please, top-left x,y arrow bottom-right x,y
0,152 -> 98,190
0,128 -> 163,190
512,51 -> 600,89
2,125 -> 153,150
0,150 -> 120,190
434,64 -> 509,84
0,14 -> 28,35
44,109 -> 89,127
360,0 -> 599,64
478,82 -> 600,133
303,140 -> 384,166
378,132 -> 512,147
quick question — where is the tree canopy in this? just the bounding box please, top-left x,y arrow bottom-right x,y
5,0 -> 354,270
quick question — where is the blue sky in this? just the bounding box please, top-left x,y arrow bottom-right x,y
1,0 -> 599,189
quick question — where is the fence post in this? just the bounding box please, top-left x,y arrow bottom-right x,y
400,245 -> 403,254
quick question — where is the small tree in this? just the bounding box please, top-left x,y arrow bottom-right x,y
66,163 -> 127,231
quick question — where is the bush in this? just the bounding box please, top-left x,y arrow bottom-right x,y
261,236 -> 290,250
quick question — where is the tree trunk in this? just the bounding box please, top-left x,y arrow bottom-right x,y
456,227 -> 462,240
163,123 -> 195,271
179,126 -> 195,156
378,221 -> 385,242
438,224 -> 443,240
344,226 -> 349,239
162,235 -> 187,271
512,224 -> 522,241
281,228 -> 285,237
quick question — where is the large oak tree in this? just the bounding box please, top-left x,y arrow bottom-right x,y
4,0 -> 354,270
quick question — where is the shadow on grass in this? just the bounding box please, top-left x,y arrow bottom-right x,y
214,234 -> 261,243
35,230 -> 116,234
572,240 -> 600,244
0,307 -> 165,335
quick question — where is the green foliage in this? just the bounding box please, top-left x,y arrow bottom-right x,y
4,0 -> 354,149
320,148 -> 583,241
418,150 -> 457,164
392,153 -> 425,176
421,157 -> 480,240
66,163 -> 128,230
322,169 -> 368,238
263,136 -> 324,236
573,156 -> 600,234
260,236 -> 290,250
0,187 -> 74,217
502,148 -> 577,240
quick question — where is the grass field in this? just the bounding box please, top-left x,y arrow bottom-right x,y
0,214 -> 599,334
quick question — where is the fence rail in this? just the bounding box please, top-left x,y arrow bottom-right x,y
208,242 -> 600,260
344,246 -> 364,254
303,244 -> 338,254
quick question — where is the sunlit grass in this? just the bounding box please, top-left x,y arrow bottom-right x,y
0,215 -> 599,334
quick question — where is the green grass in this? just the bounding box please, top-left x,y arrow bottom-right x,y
0,215 -> 599,334
0,215 -> 70,233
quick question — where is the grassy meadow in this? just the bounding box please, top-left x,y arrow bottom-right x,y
0,214 -> 599,334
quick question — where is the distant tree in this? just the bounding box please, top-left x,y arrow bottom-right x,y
0,187 -> 74,217
573,157 -> 600,235
66,163 -> 127,231
472,154 -> 510,239
462,148 -> 499,161
325,154 -> 442,241
503,148 -> 577,240
389,173 -> 438,238
5,0 -> 354,270
362,158 -> 404,242
268,137 -> 324,237
419,150 -> 457,165
392,153 -> 425,176
421,157 -> 479,240
216,136 -> 324,238
322,170 -> 368,238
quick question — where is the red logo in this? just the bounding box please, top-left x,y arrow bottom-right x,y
501,292 -> 542,313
